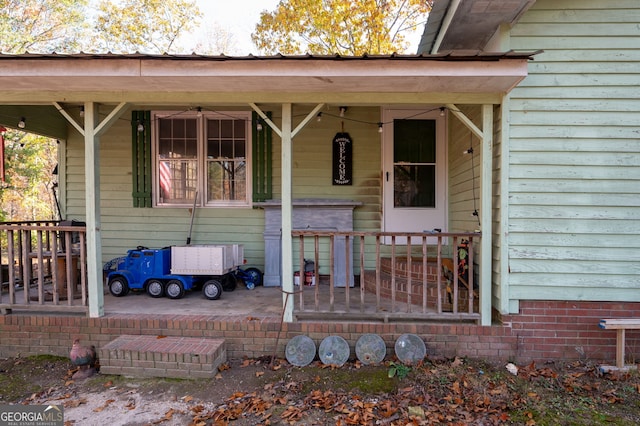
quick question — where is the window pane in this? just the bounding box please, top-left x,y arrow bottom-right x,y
234,120 -> 245,137
158,117 -> 197,159
234,140 -> 245,158
158,159 -> 198,204
207,139 -> 220,158
207,119 -> 219,139
207,160 -> 246,201
220,140 -> 233,158
220,120 -> 233,138
394,119 -> 436,163
394,164 -> 435,207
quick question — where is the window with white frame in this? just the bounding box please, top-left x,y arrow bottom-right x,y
153,111 -> 251,207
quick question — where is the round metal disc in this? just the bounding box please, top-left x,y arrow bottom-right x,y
285,335 -> 316,367
394,334 -> 426,365
318,335 -> 350,367
355,334 -> 386,365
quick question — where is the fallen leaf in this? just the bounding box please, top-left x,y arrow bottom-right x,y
451,357 -> 464,367
93,398 -> 115,412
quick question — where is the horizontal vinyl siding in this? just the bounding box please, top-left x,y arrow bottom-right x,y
66,105 -> 383,269
506,0 -> 640,307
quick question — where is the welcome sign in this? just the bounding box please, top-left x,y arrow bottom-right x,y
332,132 -> 352,185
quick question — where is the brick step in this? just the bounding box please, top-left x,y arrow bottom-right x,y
99,335 -> 226,379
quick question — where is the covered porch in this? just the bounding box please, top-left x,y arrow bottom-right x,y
1,222 -> 480,322
0,52 -> 533,326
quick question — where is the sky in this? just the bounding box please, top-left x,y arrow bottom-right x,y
187,0 -> 281,54
185,0 -> 423,55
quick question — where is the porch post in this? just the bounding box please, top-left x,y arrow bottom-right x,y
281,103 -> 294,322
84,102 -> 104,317
480,104 -> 493,326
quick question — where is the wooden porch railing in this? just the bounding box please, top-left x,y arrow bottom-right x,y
291,231 -> 481,323
0,221 -> 88,314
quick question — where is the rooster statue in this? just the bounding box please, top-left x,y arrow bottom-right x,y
69,339 -> 97,379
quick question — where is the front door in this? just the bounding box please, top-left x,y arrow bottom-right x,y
382,109 -> 447,243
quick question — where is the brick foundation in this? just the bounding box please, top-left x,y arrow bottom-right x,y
1,300 -> 638,367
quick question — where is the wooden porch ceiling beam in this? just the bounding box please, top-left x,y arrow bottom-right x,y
249,102 -> 282,137
53,101 -> 84,136
53,101 -> 129,137
94,102 -> 128,137
446,103 -> 483,140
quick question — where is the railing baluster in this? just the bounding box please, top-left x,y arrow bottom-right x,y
79,230 -> 87,305
20,229 -> 30,305
7,229 -> 15,304
329,235 -> 335,312
64,231 -> 74,306
437,236 -> 443,314
51,230 -> 59,305
422,235 -> 428,314
406,238 -> 412,313
391,236 -> 396,313
452,236 -> 459,314
35,231 -> 45,305
314,235 -> 320,311
344,235 -> 350,313
375,235 -> 381,312
359,234 -> 365,313
298,235 -> 305,311
468,236 -> 474,314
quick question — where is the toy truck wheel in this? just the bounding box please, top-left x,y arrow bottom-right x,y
146,279 -> 164,298
223,273 -> 237,291
108,275 -> 130,297
166,279 -> 185,299
202,279 -> 223,300
244,267 -> 263,287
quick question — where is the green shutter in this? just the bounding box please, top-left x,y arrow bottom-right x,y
252,111 -> 272,202
131,110 -> 152,207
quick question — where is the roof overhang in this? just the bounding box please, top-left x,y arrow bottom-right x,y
419,0 -> 536,53
0,52 -> 534,105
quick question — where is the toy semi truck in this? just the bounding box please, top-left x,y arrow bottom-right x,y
106,244 -> 262,300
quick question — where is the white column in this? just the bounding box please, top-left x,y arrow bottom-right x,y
280,103 -> 294,322
84,102 -> 104,317
480,104 -> 493,326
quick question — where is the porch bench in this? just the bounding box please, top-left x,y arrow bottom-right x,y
599,318 -> 640,369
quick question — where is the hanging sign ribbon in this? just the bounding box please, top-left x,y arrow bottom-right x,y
332,132 -> 352,185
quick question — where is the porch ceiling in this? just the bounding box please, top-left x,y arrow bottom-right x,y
0,52 -> 534,105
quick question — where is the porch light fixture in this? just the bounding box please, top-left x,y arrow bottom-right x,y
256,120 -> 263,131
439,107 -> 446,117
137,121 -> 144,133
79,106 -> 85,117
377,122 -> 383,133
196,106 -> 202,117
316,112 -> 322,122
339,106 -> 348,117
17,117 -> 25,129
463,147 -> 474,155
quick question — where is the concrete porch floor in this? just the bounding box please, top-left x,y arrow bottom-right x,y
104,284 -> 286,317
103,281 -> 446,322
